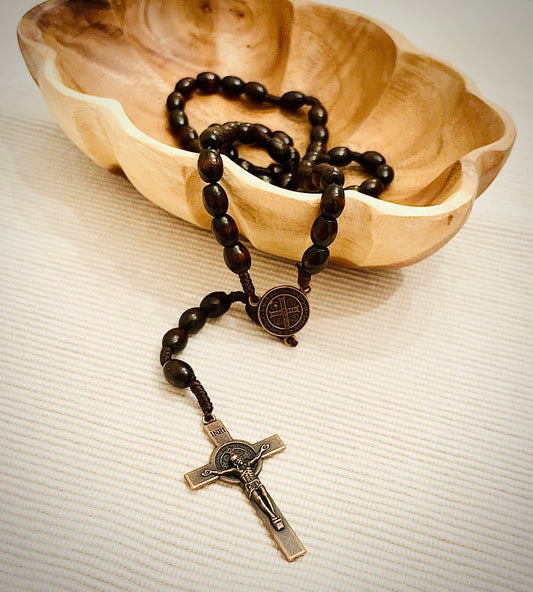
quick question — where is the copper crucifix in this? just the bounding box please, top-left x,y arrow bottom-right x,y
184,418 -> 306,562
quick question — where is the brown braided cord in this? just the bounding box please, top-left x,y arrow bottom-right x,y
229,291 -> 247,303
239,272 -> 257,300
189,378 -> 214,421
296,264 -> 312,293
160,346 -> 172,366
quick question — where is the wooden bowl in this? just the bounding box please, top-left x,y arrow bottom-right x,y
17,0 -> 515,268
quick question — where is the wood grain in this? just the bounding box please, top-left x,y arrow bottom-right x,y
17,0 -> 515,268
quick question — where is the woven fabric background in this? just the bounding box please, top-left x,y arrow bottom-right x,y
1,1 -> 532,591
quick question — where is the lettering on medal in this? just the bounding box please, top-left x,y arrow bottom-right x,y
258,286 -> 310,337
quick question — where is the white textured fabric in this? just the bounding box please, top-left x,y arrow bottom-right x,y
1,1 -> 532,591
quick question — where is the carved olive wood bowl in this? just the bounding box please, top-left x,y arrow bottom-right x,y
18,0 -> 515,268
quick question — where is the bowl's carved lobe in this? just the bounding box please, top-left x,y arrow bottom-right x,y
18,0 -> 515,267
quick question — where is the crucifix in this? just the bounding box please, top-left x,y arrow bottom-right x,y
184,418 -> 307,562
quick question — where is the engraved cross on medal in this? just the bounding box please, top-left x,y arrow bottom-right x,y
185,418 -> 306,562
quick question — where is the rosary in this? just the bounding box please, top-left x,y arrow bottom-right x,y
160,72 -> 394,561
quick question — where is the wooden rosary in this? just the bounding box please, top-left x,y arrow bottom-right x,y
159,72 -> 394,561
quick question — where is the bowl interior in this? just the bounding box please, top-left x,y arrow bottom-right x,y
27,0 -> 506,206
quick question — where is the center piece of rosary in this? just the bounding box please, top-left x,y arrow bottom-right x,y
160,73 -> 394,561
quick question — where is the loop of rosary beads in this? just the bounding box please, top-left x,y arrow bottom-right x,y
167,72 -> 394,196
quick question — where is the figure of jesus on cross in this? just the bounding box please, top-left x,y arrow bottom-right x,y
184,418 -> 306,561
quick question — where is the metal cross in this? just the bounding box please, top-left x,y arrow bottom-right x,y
184,418 -> 306,562
269,297 -> 301,330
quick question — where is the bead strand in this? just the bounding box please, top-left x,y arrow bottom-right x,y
161,290 -> 244,420
166,72 -> 394,198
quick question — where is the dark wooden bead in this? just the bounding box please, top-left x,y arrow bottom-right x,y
359,178 -> 385,197
202,183 -> 228,217
257,174 -> 272,184
163,359 -> 195,389
311,164 -> 344,189
222,121 -> 240,143
267,137 -> 291,163
168,110 -> 188,133
166,91 -> 185,111
212,214 -> 239,246
223,145 -> 239,160
221,75 -> 245,96
272,131 -> 293,146
279,172 -> 294,189
237,123 -> 256,145
280,91 -> 306,110
176,125 -> 199,151
198,149 -> 223,183
328,146 -> 353,167
236,158 -> 254,173
268,163 -> 285,177
323,166 -> 344,187
175,77 -> 197,97
308,104 -> 328,125
162,327 -> 188,354
320,184 -> 345,218
196,72 -> 221,94
179,307 -> 207,334
310,125 -> 329,142
199,126 -> 226,149
375,164 -> 394,185
253,124 -> 271,145
301,245 -> 330,275
244,81 -> 267,102
360,150 -> 386,169
200,291 -> 231,318
223,242 -> 251,274
310,215 -> 338,247
287,146 -> 300,167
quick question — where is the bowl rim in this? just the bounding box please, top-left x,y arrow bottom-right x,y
18,0 -> 516,221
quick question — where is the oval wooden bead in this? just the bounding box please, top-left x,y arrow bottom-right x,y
244,81 -> 267,103
223,242 -> 251,274
176,125 -> 199,151
196,71 -> 220,94
320,184 -> 345,218
267,137 -> 291,163
308,104 -> 328,125
199,126 -> 226,149
236,158 -> 254,173
375,164 -> 395,185
310,125 -> 329,142
202,183 -> 228,217
359,178 -> 385,197
271,131 -> 293,146
175,77 -> 197,97
162,327 -> 188,353
212,214 -> 239,246
221,75 -> 245,96
301,245 -> 330,275
360,150 -> 386,169
178,307 -> 207,334
310,215 -> 338,247
280,91 -> 306,110
223,145 -> 238,160
200,291 -> 231,318
163,359 -> 195,389
166,91 -> 185,111
198,149 -> 223,183
328,146 -> 353,167
168,109 -> 188,132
